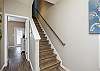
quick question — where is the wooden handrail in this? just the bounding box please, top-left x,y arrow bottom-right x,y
34,8 -> 66,46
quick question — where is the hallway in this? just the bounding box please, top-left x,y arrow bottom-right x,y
3,47 -> 32,71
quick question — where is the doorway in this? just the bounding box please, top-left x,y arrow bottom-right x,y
4,14 -> 30,67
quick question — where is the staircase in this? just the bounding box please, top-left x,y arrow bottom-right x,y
33,17 -> 65,71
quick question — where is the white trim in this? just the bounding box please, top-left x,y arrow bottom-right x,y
28,59 -> 34,71
4,13 -> 30,67
4,14 -> 8,66
0,63 -> 7,71
99,35 -> 100,68
5,14 -> 29,19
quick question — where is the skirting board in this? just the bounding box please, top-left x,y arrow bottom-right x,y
0,63 -> 7,71
28,59 -> 34,71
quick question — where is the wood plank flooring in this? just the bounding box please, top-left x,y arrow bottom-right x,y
3,47 -> 32,71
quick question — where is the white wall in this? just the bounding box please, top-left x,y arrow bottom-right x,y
45,0 -> 99,71
4,0 -> 33,17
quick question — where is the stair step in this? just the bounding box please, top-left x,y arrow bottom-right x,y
35,22 -> 39,24
39,41 -> 49,45
39,30 -> 44,33
40,60 -> 60,70
36,25 -> 42,28
39,32 -> 45,35
58,66 -> 66,71
39,33 -> 45,36
40,49 -> 54,56
40,56 -> 56,65
40,39 -> 48,42
40,40 -> 49,42
40,53 -> 57,60
40,48 -> 54,53
40,47 -> 52,51
39,46 -> 51,50
40,65 -> 60,71
37,27 -> 43,32
38,29 -> 44,32
40,44 -> 51,47
38,30 -> 44,33
40,35 -> 46,38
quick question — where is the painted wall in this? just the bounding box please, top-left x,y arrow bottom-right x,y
45,0 -> 99,71
4,0 -> 33,17
0,0 -> 4,69
0,0 -> 3,12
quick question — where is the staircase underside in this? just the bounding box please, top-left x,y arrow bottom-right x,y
33,17 -> 65,71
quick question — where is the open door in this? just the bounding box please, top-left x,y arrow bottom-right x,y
25,19 -> 29,60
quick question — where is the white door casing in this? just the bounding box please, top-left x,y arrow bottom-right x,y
25,19 -> 30,60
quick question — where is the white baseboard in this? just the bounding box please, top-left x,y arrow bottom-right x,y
28,59 -> 34,71
0,63 -> 7,71
60,64 -> 70,71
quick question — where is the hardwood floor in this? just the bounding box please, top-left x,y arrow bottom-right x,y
3,47 -> 32,71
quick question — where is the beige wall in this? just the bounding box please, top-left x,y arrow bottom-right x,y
45,0 -> 99,71
4,0 -> 33,17
0,0 -> 4,69
40,1 -> 53,19
0,0 -> 3,12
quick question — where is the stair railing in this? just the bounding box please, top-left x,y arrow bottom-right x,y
34,8 -> 66,46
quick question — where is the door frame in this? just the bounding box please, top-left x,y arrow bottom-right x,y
4,14 -> 30,66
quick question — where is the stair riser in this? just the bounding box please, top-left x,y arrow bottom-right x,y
40,52 -> 53,57
40,42 -> 49,45
36,26 -> 41,28
40,65 -> 60,71
40,54 -> 57,60
40,38 -> 47,41
40,44 -> 51,47
40,62 -> 60,70
37,28 -> 42,31
39,34 -> 45,36
40,49 -> 53,53
39,47 -> 51,50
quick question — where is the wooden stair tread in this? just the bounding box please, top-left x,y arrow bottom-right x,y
39,46 -> 51,50
40,44 -> 51,47
39,49 -> 54,56
40,54 -> 57,60
40,55 -> 57,65
40,48 -> 53,52
40,60 -> 60,70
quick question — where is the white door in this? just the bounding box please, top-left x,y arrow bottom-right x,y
25,19 -> 29,60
